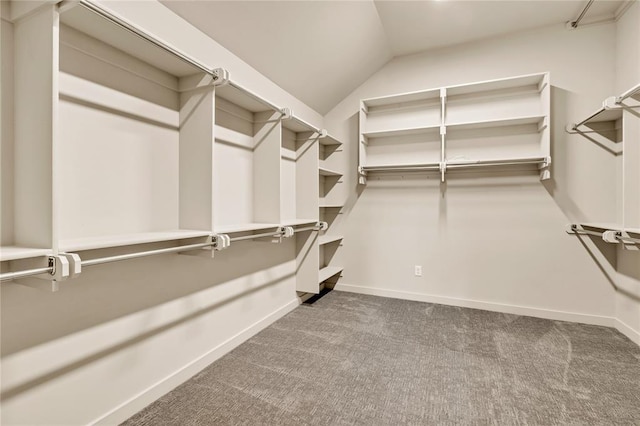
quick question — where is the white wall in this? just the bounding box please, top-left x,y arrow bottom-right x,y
0,1 -> 323,424
1,15 -> 14,246
613,2 -> 640,344
325,22 -> 624,328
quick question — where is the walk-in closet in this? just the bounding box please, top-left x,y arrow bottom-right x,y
1,0 -> 639,424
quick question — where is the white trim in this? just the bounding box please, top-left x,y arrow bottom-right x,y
615,318 -> 640,346
91,298 -> 300,426
334,283 -> 616,328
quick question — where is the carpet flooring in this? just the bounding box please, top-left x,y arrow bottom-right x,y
122,291 -> 640,425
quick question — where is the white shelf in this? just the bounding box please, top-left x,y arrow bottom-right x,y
447,73 -> 546,98
319,204 -> 343,209
214,223 -> 280,234
320,134 -> 342,146
363,89 -> 440,110
59,230 -> 211,252
319,266 -> 343,283
579,223 -> 622,231
363,125 -> 440,139
319,235 -> 343,246
0,246 -> 52,262
319,167 -> 342,177
446,115 -> 546,131
281,219 -> 318,227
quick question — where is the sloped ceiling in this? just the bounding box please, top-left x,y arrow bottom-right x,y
161,0 -> 627,114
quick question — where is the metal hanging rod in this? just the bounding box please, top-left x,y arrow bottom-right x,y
617,83 -> 640,103
570,225 -> 605,238
70,0 -> 218,79
447,157 -> 546,168
0,266 -> 54,282
228,230 -> 284,243
568,0 -> 595,28
613,232 -> 640,244
1,224 -> 327,282
82,241 -> 215,268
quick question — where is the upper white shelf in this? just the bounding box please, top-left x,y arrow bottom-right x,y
446,73 -> 547,99
281,219 -> 318,227
446,115 -> 546,132
59,230 -> 211,252
362,125 -> 441,139
60,3 -> 201,78
214,223 -> 280,234
0,246 -> 52,262
362,89 -> 441,112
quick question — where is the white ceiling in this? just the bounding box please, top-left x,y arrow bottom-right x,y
161,0 -> 627,114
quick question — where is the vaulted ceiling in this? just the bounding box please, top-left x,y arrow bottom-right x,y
161,0 -> 627,114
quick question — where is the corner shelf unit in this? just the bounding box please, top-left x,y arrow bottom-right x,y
358,73 -> 551,183
1,1 -> 343,294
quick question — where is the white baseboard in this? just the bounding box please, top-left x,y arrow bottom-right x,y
615,318 -> 640,346
92,298 -> 300,425
334,283 -> 616,328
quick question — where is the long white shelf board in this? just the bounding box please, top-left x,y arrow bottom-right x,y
0,246 -> 52,262
579,223 -> 623,231
281,219 -> 318,227
319,166 -> 342,177
319,235 -> 343,246
363,125 -> 440,139
214,223 -> 280,234
60,5 -> 199,78
363,89 -> 441,110
319,204 -> 343,209
59,230 -> 211,252
446,73 -> 546,97
446,115 -> 546,131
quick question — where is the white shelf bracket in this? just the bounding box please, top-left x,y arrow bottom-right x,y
603,96 -> 620,110
211,68 -> 230,86
281,227 -> 295,238
280,107 -> 293,120
539,156 -> 551,181
358,166 -> 367,185
439,161 -> 447,183
602,230 -> 620,244
318,221 -> 329,231
213,234 -> 231,251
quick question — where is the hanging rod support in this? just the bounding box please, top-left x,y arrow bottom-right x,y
567,0 -> 595,29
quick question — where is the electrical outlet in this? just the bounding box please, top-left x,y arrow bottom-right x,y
415,265 -> 422,277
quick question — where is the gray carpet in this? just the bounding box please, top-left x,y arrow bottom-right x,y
122,291 -> 640,425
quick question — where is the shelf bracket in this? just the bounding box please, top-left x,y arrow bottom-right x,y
358,166 -> 367,185
539,156 -> 551,181
13,255 -> 72,292
211,68 -> 230,86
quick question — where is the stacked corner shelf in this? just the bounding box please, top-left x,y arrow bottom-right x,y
317,133 -> 344,290
358,73 -> 551,183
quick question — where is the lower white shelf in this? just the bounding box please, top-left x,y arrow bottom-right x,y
59,230 -> 211,252
0,246 -> 52,262
319,266 -> 343,283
